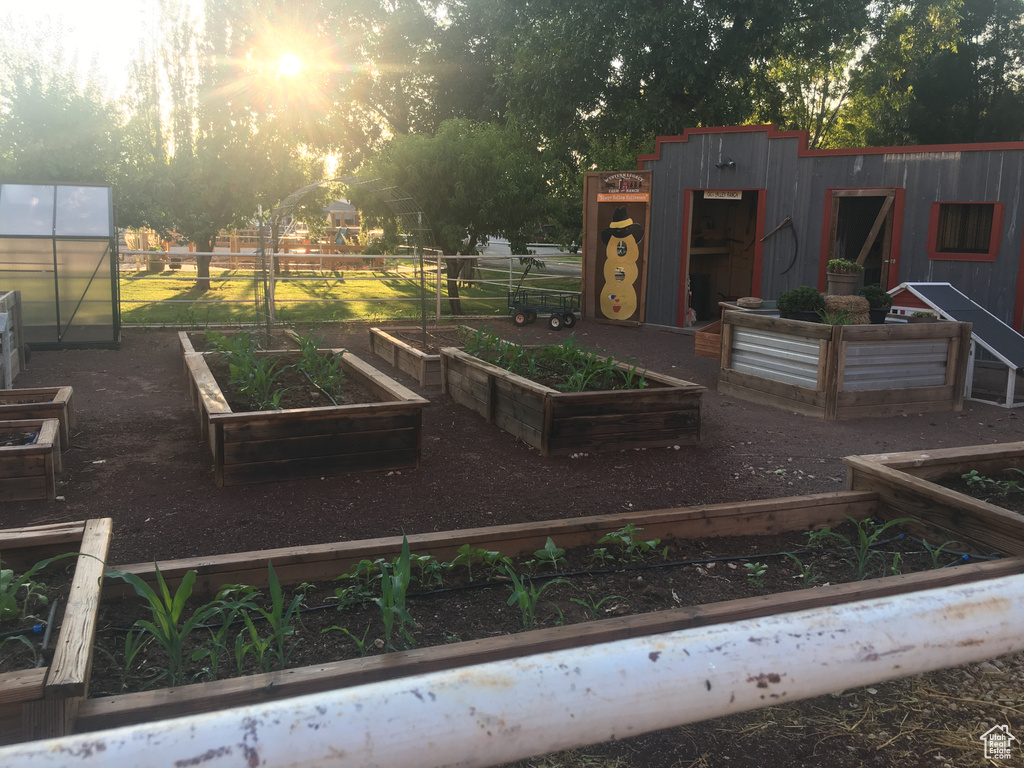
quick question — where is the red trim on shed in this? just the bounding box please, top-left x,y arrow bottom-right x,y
637,124 -> 1024,168
752,191 -> 766,298
676,189 -> 693,327
1015,236 -> 1024,332
926,201 -> 1004,262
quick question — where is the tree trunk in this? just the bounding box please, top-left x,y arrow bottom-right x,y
444,257 -> 463,316
195,237 -> 215,293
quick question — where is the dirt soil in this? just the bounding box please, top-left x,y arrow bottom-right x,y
7,320 -> 1024,768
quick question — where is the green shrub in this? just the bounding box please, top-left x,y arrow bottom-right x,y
776,286 -> 825,313
857,285 -> 893,309
826,258 -> 863,274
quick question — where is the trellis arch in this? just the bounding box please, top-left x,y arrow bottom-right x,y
253,177 -> 434,334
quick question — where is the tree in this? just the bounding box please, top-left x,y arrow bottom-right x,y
354,119 -> 550,314
839,0 -> 1024,146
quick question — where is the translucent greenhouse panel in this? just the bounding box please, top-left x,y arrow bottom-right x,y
54,241 -> 115,343
0,184 -> 55,237
0,237 -> 58,344
56,186 -> 112,238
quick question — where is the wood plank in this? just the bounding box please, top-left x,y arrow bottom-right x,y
184,354 -> 231,415
549,408 -> 700,440
853,442 -> 1024,480
0,667 -> 46,707
845,456 -> 1024,554
719,368 -> 825,408
218,407 -> 420,442
547,387 -> 703,417
340,351 -> 427,404
724,313 -> 834,340
222,428 -> 419,464
0,476 -> 47,501
718,380 -> 826,419
77,555 -> 1024,734
46,518 -> 113,699
104,492 -> 879,594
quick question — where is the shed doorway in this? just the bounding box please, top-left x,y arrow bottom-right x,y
682,190 -> 761,323
823,189 -> 900,290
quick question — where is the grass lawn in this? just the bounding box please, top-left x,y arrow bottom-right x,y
119,266 -> 581,325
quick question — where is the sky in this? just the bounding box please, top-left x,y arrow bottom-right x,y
5,0 -> 203,97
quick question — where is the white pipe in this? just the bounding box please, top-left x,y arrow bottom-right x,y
5,574 -> 1023,768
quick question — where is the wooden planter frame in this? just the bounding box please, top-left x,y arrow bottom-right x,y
0,387 -> 75,446
73,482 -> 1024,737
0,418 -> 62,501
183,348 -> 428,486
0,519 -> 112,745
440,347 -> 705,455
369,326 -> 454,387
718,312 -> 971,420
845,441 -> 1024,555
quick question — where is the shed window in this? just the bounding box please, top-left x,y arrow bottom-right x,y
927,201 -> 1003,262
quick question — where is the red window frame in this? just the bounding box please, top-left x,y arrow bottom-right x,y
926,201 -> 1004,262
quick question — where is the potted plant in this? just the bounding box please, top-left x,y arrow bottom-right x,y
776,286 -> 825,322
825,258 -> 863,295
146,247 -> 164,272
857,285 -> 893,324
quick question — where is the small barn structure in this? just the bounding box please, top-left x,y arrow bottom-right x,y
0,184 -> 119,349
637,125 -> 1024,333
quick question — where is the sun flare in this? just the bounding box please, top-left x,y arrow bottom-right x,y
278,53 -> 302,77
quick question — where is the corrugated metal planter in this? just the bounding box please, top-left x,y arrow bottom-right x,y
718,312 -> 972,420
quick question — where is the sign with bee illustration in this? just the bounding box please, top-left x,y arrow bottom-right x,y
582,171 -> 651,324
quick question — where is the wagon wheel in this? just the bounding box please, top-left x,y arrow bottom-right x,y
526,311 -> 537,323
549,313 -> 563,330
562,312 -> 577,328
513,311 -> 529,327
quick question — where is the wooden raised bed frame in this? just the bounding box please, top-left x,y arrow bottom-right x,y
440,347 -> 705,456
0,387 -> 75,446
369,326 -> 453,387
718,312 -> 971,420
0,519 -> 112,745
845,440 -> 1024,555
74,479 -> 1024,737
0,418 -> 62,501
183,348 -> 428,486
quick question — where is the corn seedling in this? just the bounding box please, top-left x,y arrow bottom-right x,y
191,584 -> 259,680
962,468 -> 1024,498
570,593 -> 624,619
783,553 -> 819,587
806,516 -> 913,580
293,329 -> 346,402
323,623 -> 373,657
504,566 -> 568,629
923,539 -> 956,569
447,544 -> 510,582
247,562 -> 307,670
106,565 -> 217,686
0,634 -> 40,667
96,628 -> 152,692
375,536 -> 417,650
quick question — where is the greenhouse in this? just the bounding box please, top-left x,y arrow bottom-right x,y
0,183 -> 119,349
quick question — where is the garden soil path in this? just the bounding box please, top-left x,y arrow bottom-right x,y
6,320 -> 1023,768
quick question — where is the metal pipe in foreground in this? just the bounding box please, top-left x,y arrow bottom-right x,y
4,574 -> 1023,768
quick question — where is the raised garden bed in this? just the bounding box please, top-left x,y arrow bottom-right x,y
183,348 -> 428,486
368,326 -> 463,387
73,488 -> 1024,738
0,387 -> 74,447
844,440 -> 1024,554
440,346 -> 705,455
719,312 -> 972,420
0,519 -> 111,745
0,418 -> 61,501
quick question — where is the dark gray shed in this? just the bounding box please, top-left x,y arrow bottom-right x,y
638,125 -> 1024,333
